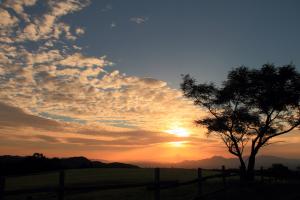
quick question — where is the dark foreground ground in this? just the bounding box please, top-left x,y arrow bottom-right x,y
204,182 -> 300,200
4,182 -> 300,200
2,168 -> 300,200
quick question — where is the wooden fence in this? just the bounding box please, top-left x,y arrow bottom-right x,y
0,165 -> 294,200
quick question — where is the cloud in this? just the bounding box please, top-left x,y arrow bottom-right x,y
0,1 -> 299,162
130,17 -> 149,24
101,4 -> 112,12
0,102 -> 62,131
2,0 -> 37,22
75,27 -> 85,35
0,102 -> 210,154
34,135 -> 61,143
48,0 -> 90,17
0,0 -> 212,162
27,50 -> 63,65
0,9 -> 19,27
58,53 -> 109,67
1,0 -> 90,42
110,22 -> 117,28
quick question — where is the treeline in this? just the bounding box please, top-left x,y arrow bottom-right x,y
0,153 -> 139,175
219,163 -> 300,180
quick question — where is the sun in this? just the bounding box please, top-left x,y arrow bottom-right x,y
165,127 -> 190,137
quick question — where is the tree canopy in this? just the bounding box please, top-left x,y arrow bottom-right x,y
181,64 -> 300,180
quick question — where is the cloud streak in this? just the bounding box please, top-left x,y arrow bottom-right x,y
130,17 -> 149,24
0,102 -> 62,131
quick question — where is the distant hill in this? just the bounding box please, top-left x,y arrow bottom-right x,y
175,156 -> 239,169
0,153 -> 139,175
132,156 -> 300,170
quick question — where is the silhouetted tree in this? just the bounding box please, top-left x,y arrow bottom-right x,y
32,153 -> 45,159
181,64 -> 300,181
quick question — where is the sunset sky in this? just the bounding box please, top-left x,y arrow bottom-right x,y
0,0 -> 300,163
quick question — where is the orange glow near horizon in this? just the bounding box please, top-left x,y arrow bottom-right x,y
167,141 -> 187,147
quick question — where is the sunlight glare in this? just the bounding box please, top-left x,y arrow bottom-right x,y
166,127 -> 190,137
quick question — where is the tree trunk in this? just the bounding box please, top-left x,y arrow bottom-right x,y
238,156 -> 247,181
246,154 -> 256,181
240,164 -> 247,181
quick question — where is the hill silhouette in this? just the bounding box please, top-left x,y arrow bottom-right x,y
175,156 -> 300,170
0,153 -> 139,175
132,156 -> 300,170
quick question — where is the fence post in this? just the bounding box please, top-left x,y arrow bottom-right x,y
260,166 -> 264,183
222,165 -> 226,187
154,168 -> 160,200
0,176 -> 5,200
197,168 -> 203,197
58,170 -> 65,200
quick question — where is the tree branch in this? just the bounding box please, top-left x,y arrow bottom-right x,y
262,121 -> 300,146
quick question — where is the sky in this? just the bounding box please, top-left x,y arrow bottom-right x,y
0,0 -> 300,162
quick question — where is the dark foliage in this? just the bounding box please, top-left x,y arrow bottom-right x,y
266,164 -> 291,179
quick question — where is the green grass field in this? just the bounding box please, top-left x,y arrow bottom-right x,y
4,168 -> 223,200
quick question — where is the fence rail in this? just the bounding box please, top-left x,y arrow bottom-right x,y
0,166 -> 297,200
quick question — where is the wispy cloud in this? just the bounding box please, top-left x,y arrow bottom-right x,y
110,22 -> 117,28
101,4 -> 112,12
0,102 -> 62,131
130,17 -> 149,24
